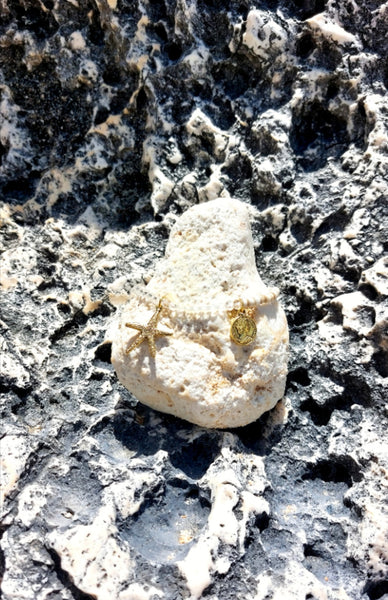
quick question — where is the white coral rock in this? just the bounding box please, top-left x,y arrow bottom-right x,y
111,198 -> 289,428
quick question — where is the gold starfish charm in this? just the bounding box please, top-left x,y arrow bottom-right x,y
125,300 -> 172,358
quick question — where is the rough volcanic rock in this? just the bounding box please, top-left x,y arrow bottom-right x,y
0,1 -> 387,599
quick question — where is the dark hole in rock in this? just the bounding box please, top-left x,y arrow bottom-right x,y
296,32 -> 316,58
300,397 -> 339,426
221,154 -> 253,196
153,22 -> 168,42
212,59 -> 262,101
197,0 -> 231,9
301,370 -> 371,424
14,4 -> 59,40
2,177 -> 38,203
207,98 -> 235,130
326,80 -> 340,100
302,457 -> 361,487
90,302 -> 111,318
290,100 -> 349,171
50,311 -> 88,344
292,298 -> 315,326
312,207 -> 350,241
51,187 -> 96,221
261,235 -> 278,251
102,66 -> 124,86
0,544 -> 4,585
113,409 -> 161,456
1,381 -> 32,407
343,494 -> 363,518
231,413 -> 270,454
341,374 -> 371,407
373,349 -> 388,378
358,283 -> 378,301
340,266 -> 361,284
164,40 -> 183,61
290,0 -> 326,19
94,106 -> 110,125
364,579 -> 388,600
288,367 -> 311,387
89,370 -> 105,381
327,303 -> 344,326
41,246 -> 59,263
290,221 -> 312,244
88,9 -> 105,46
255,511 -> 270,532
383,59 -> 388,91
303,543 -> 323,558
146,0 -> 168,21
169,433 -> 220,479
136,87 -> 148,111
0,141 -> 8,165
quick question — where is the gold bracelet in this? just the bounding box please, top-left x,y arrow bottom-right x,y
125,285 -> 279,348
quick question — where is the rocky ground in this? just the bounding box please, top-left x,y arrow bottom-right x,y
0,0 -> 387,599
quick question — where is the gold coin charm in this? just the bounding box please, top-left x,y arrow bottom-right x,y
230,309 -> 257,346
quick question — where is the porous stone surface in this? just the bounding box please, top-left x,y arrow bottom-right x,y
111,197 -> 289,428
0,1 -> 387,599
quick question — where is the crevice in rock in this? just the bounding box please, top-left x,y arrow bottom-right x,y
169,433 -> 220,480
290,100 -> 349,171
287,367 -> 311,387
312,207 -> 351,242
11,2 -> 59,39
49,310 -> 88,344
164,39 -> 183,61
300,396 -> 342,426
364,579 -> 388,600
1,177 -> 39,204
372,349 -> 388,378
290,297 -> 316,327
358,283 -> 378,301
254,511 -> 270,533
303,542 -> 323,558
221,152 -> 254,198
296,32 -> 316,58
0,524 -> 9,598
261,235 -> 279,252
289,218 -> 312,245
340,374 -> 372,407
289,0 -> 327,20
301,456 -> 362,487
343,494 -> 363,518
300,370 -> 372,425
0,381 -> 32,403
47,547 -> 96,600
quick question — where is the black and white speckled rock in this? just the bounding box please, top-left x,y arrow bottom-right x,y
0,0 -> 387,599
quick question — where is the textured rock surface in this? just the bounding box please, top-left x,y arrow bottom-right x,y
111,198 -> 289,428
0,0 -> 387,599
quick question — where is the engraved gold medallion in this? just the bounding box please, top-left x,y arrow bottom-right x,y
229,306 -> 257,346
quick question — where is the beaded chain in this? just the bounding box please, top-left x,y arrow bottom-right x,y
129,284 -> 279,319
